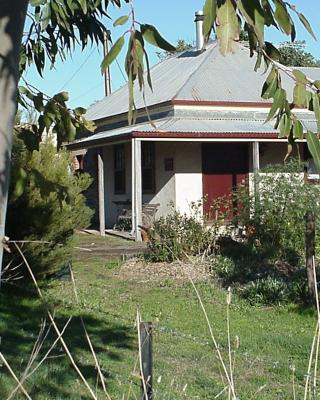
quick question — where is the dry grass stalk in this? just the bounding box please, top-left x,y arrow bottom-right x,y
312,256 -> 320,398
69,265 -> 112,400
125,355 -> 140,400
0,352 -> 32,400
183,265 -> 236,398
7,316 -> 73,400
7,318 -> 50,400
13,242 -> 98,400
226,287 -> 234,400
179,248 -> 236,399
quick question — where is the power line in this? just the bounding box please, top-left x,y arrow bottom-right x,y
72,83 -> 102,103
58,47 -> 97,91
116,59 -> 127,83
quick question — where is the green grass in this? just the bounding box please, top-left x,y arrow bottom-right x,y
0,234 -> 317,399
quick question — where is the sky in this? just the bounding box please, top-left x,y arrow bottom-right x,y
25,0 -> 320,110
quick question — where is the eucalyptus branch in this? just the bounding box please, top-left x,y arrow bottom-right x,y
261,48 -> 319,94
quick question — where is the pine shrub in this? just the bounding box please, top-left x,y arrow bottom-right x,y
6,136 -> 93,278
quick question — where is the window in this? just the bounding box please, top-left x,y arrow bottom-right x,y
142,142 -> 155,194
114,145 -> 126,194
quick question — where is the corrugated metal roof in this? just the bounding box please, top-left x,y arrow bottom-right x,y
86,44 -> 215,121
86,41 -> 320,121
68,115 -> 317,148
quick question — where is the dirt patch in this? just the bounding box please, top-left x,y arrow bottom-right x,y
118,258 -> 211,282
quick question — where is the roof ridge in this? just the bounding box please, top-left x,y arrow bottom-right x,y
173,42 -> 218,100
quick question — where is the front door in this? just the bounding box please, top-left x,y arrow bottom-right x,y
202,143 -> 249,219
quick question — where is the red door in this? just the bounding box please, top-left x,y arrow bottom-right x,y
202,143 -> 249,219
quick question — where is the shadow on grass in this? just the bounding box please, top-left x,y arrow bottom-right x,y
0,284 -> 135,399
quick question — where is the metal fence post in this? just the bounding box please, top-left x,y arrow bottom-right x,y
139,321 -> 153,400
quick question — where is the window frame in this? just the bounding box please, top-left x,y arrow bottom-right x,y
142,142 -> 156,194
114,144 -> 126,195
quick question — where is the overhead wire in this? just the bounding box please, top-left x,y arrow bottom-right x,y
58,47 -> 98,91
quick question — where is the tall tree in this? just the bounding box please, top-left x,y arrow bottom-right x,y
0,0 -> 320,273
279,41 -> 320,67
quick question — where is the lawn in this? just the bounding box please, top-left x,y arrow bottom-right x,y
0,233 -> 317,399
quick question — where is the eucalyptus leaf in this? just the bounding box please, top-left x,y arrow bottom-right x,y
113,15 -> 129,27
100,36 -> 125,72
293,119 -> 303,139
203,0 -> 217,39
265,88 -> 286,122
216,0 -> 239,55
141,24 -> 176,52
313,94 -> 320,132
307,132 -> 320,173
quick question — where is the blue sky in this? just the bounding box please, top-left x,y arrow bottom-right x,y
25,0 -> 320,109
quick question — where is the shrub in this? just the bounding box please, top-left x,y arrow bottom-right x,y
211,159 -> 320,304
146,205 -> 218,262
237,160 -> 320,264
238,277 -> 289,305
5,136 -> 93,278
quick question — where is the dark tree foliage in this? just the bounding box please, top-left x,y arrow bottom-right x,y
5,131 -> 93,278
279,42 -> 320,67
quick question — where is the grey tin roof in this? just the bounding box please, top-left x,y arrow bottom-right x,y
86,41 -> 320,121
68,113 -> 317,149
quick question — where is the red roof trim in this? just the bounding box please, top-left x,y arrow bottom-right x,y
132,131 -> 279,139
172,99 -> 273,108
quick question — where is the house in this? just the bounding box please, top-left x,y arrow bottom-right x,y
68,12 -> 319,241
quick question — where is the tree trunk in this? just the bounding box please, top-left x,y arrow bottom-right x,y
0,0 -> 28,279
305,211 -> 316,303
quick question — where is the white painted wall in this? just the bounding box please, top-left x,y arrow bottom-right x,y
103,141 -> 203,227
143,142 -> 176,217
174,143 -> 203,217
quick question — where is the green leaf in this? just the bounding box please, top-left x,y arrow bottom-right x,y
254,52 -> 262,71
143,47 -> 153,91
298,13 -> 317,40
286,3 -> 316,41
40,3 -> 51,31
292,69 -> 308,85
265,88 -> 286,122
293,119 -> 303,139
274,0 -> 292,36
279,113 -> 291,138
100,36 -> 125,73
261,0 -> 277,27
307,132 -> 320,173
293,83 -> 307,108
29,0 -> 45,7
53,91 -> 69,103
216,0 -> 239,55
128,69 -> 136,125
141,24 -> 176,52
77,0 -> 87,14
203,0 -> 217,39
261,67 -> 278,99
313,94 -> 320,132
264,41 -> 280,62
113,15 -> 129,27
238,0 -> 265,44
12,168 -> 27,200
74,107 -> 86,115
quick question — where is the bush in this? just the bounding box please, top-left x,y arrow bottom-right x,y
5,136 -> 93,278
237,160 -> 320,264
146,205 -> 218,262
210,159 -> 320,304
